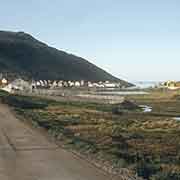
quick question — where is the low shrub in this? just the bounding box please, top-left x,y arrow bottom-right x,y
151,171 -> 180,180
3,95 -> 48,109
136,159 -> 161,179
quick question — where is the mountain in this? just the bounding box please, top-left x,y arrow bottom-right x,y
0,31 -> 132,86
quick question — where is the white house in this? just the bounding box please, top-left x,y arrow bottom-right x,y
63,81 -> 68,87
39,80 -> 45,87
2,79 -> 31,93
44,80 -> 48,86
68,81 -> 74,87
2,78 -> 8,85
80,80 -> 85,87
74,81 -> 81,87
52,81 -> 58,87
57,81 -> 63,87
36,81 -> 41,86
104,82 -> 118,88
88,81 -> 93,88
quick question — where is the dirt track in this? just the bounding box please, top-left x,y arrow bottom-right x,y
0,103 -> 119,180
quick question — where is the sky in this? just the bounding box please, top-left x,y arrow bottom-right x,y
0,0 -> 180,82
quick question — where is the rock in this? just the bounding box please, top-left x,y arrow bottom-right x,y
119,100 -> 139,110
112,100 -> 139,114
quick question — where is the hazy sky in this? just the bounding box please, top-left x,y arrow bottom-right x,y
1,0 -> 180,82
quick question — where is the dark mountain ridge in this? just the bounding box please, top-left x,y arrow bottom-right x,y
0,31 -> 132,86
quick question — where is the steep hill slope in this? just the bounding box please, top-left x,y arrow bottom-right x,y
0,31 -> 132,86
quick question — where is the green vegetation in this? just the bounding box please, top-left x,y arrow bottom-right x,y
3,95 -> 48,109
0,30 -> 131,86
2,90 -> 180,179
0,89 -> 9,97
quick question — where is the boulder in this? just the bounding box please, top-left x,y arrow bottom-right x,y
112,100 -> 139,115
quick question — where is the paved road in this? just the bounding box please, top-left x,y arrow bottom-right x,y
0,103 -> 119,180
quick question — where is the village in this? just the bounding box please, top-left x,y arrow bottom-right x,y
1,76 -> 180,93
0,76 -> 125,93
0,74 -> 180,94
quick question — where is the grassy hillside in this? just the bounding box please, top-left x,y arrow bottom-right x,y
0,31 -> 132,86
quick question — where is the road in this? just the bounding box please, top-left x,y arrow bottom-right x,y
0,103 -> 120,180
